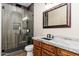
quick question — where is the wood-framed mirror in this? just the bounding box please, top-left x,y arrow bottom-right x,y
43,3 -> 71,28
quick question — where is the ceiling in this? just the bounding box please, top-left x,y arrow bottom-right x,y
18,3 -> 32,8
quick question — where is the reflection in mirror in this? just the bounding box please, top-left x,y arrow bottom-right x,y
43,3 -> 71,28
48,5 -> 66,26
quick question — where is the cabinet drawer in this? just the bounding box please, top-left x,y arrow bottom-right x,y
33,40 -> 41,47
42,42 -> 57,54
42,49 -> 56,56
58,48 -> 79,56
34,45 -> 41,50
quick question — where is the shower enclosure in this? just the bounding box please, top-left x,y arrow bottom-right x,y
2,3 -> 33,55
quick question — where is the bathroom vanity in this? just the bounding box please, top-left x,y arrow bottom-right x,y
33,37 -> 79,56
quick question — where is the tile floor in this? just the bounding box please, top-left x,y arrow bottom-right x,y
15,50 -> 27,56
2,50 -> 27,56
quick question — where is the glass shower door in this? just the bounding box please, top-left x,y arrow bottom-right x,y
2,10 -> 28,53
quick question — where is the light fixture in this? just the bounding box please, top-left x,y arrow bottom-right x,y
22,16 -> 28,21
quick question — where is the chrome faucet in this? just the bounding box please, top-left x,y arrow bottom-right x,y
47,34 -> 54,39
47,34 -> 51,38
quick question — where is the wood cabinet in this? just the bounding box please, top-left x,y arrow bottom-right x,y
33,46 -> 41,56
42,42 -> 57,55
58,48 -> 79,56
33,40 -> 42,56
33,40 -> 79,56
33,40 -> 41,47
42,49 -> 56,56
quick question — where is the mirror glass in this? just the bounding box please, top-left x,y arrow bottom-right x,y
43,3 -> 71,28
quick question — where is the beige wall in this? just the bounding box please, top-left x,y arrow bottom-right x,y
34,3 -> 79,40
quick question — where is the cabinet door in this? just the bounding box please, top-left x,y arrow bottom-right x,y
33,40 -> 42,56
33,47 -> 41,56
41,42 -> 57,55
42,49 -> 56,56
58,48 -> 79,56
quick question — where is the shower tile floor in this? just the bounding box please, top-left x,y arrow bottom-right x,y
2,50 -> 27,56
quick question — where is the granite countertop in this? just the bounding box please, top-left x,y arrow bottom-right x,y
32,36 -> 79,54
